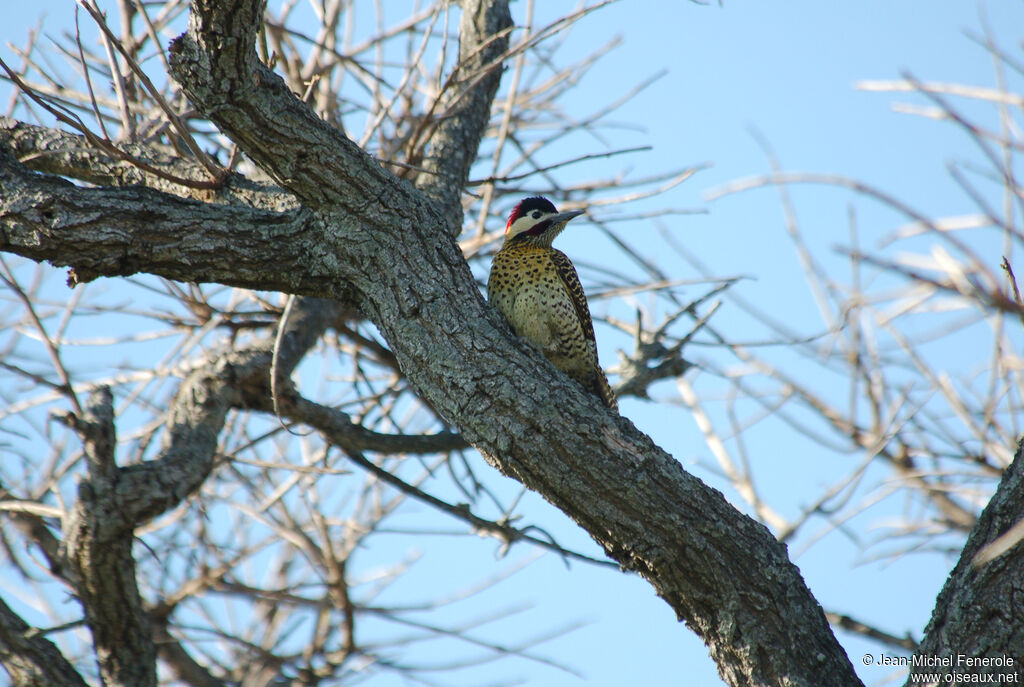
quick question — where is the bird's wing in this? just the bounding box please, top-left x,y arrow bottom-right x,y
550,249 -> 598,351
551,249 -> 618,410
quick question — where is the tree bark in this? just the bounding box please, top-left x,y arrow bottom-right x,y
59,387 -> 157,687
0,596 -> 88,687
0,1 -> 868,685
164,2 -> 859,684
907,441 -> 1024,685
415,0 -> 512,234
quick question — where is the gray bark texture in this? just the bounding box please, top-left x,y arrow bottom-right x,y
0,596 -> 89,687
907,440 -> 1024,686
0,1 -> 1016,686
60,388 -> 157,687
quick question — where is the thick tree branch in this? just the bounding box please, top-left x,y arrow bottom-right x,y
58,387 -> 157,687
0,1 -> 865,685
101,296 -> 459,531
0,117 -> 295,211
158,2 -> 862,686
909,440 -> 1024,685
168,0 -> 433,224
0,143 -> 319,289
0,595 -> 88,687
105,297 -> 339,528
414,0 -> 512,233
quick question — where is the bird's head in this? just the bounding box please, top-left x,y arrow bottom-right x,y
504,196 -> 584,247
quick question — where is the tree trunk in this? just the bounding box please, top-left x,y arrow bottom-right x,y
0,0 -> 878,684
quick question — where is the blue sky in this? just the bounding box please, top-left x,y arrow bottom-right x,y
2,1 -> 1022,685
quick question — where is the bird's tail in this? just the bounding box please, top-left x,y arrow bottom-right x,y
596,369 -> 618,412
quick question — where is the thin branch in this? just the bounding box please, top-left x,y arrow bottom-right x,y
825,611 -> 919,652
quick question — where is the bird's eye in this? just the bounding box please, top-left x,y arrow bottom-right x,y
531,211 -> 542,219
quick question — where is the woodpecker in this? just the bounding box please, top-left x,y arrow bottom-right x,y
487,196 -> 617,411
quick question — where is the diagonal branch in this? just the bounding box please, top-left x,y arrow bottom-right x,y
274,393 -> 467,455
826,611 -> 919,652
168,0 -> 429,222
0,1 -> 865,685
0,595 -> 88,687
909,439 -> 1024,685
166,2 -> 862,685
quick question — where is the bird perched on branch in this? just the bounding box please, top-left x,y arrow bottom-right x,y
487,196 -> 617,411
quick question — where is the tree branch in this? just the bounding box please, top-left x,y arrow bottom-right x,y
0,117 -> 295,211
163,3 -> 862,686
0,1 -> 865,684
0,595 -> 88,687
150,611 -> 224,687
58,387 -> 157,687
281,394 -> 466,455
168,0 -> 430,222
414,0 -> 513,234
0,142 -> 319,289
909,439 -> 1024,684
826,611 -> 919,652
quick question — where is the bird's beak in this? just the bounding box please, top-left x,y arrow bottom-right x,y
552,209 -> 585,224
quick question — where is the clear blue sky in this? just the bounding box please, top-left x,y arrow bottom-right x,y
2,1 -> 1021,685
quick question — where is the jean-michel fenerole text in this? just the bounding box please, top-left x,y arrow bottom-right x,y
877,654 -> 1017,670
